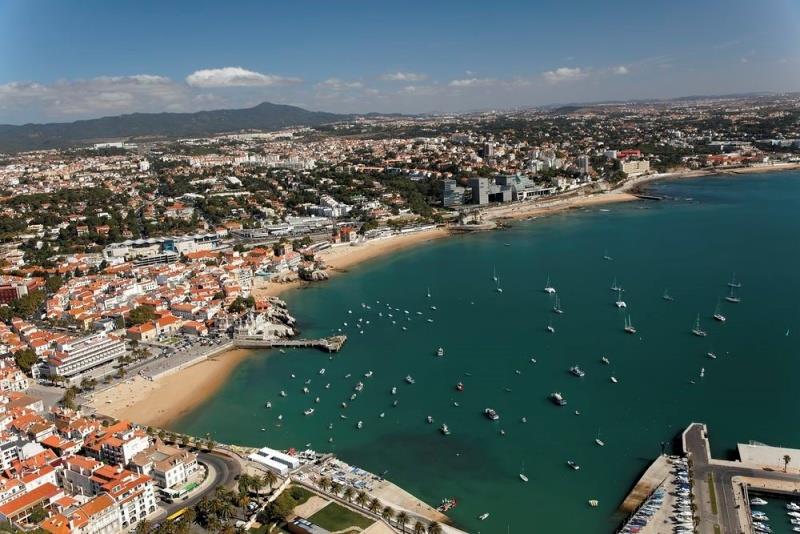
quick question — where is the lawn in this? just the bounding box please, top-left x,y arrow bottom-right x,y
287,485 -> 315,506
309,502 -> 374,531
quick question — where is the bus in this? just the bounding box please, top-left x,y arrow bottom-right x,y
165,508 -> 188,523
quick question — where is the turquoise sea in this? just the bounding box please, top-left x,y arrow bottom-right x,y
174,172 -> 800,533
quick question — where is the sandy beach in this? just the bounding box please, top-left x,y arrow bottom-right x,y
87,348 -> 253,428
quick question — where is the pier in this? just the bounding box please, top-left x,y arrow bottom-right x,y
234,335 -> 347,352
618,454 -> 670,513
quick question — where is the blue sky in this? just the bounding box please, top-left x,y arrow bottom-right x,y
1,0 -> 799,123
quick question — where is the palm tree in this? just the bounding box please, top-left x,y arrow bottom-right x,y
342,487 -> 354,502
368,497 -> 381,514
785,454 -> 792,473
382,505 -> 395,523
262,471 -> 278,491
427,521 -> 443,534
134,519 -> 150,534
330,481 -> 342,496
319,476 -> 331,493
413,521 -> 425,534
396,511 -> 409,532
355,490 -> 368,509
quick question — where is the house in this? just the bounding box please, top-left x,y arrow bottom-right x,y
130,440 -> 198,489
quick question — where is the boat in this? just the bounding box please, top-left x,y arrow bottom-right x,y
546,321 -> 555,333
588,500 -> 599,507
325,383 -> 331,389
478,513 -> 490,521
436,347 -> 444,357
725,286 -> 741,303
728,272 -> 742,288
393,400 -> 399,407
456,382 -> 464,392
453,401 -> 460,407
440,423 -> 450,435
692,314 -> 707,337
427,415 -> 434,424
615,289 -> 627,308
340,414 -> 348,419
550,392 -> 567,406
495,277 -> 503,293
610,375 -> 618,383
521,417 -> 527,423
350,393 -> 357,400
484,408 -> 500,421
357,421 -> 363,429
663,289 -> 674,301
341,401 -> 348,408
265,401 -> 272,409
595,430 -> 605,447
345,373 -> 352,378
379,412 -> 385,418
750,498 -> 768,506
280,390 -> 287,397
713,301 -> 726,322
552,295 -> 564,314
610,278 -> 621,291
436,498 -> 457,512
624,315 -> 637,334
492,266 -> 498,282
601,356 -> 610,364
354,382 -> 364,392
304,408 -> 315,416
567,460 -> 581,470
315,397 -> 320,403
519,473 -> 528,482
787,502 -> 800,511
405,375 -> 415,384
319,368 -> 326,375
707,352 -> 717,359
544,276 -> 556,294
700,367 -> 705,378
391,387 -> 397,395
603,249 -> 613,261
364,371 -> 373,378
427,287 -> 432,298
569,365 -> 585,377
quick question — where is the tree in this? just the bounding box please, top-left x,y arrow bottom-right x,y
13,348 -> 38,373
60,386 -> 79,410
355,490 -> 368,508
261,471 -> 277,491
128,305 -> 156,326
368,497 -> 381,514
318,476 -> 331,493
427,522 -> 443,534
382,505 -> 395,523
135,519 -> 151,534
413,521 -> 425,534
784,454 -> 792,473
396,511 -> 409,532
342,487 -> 354,502
330,481 -> 341,496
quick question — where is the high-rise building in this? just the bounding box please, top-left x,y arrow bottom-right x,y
468,177 -> 490,205
577,155 -> 591,175
442,179 -> 466,207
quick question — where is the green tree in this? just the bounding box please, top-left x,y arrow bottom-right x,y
60,386 -> 79,410
368,497 -> 381,514
427,521 -> 442,534
413,521 -> 425,534
396,511 -> 409,532
128,305 -> 156,326
13,348 -> 38,373
382,505 -> 395,523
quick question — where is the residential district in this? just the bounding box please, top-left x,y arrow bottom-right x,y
0,94 -> 797,533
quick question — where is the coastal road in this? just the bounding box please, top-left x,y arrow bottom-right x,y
684,423 -> 800,534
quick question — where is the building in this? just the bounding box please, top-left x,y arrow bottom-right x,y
46,334 -> 126,380
40,493 -> 120,534
576,155 -> 591,175
468,177 -> 490,205
620,159 -> 650,176
442,179 -> 466,208
130,441 -> 198,490
288,517 -> 331,534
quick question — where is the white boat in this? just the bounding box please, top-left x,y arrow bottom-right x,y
725,286 -> 741,303
601,356 -> 610,364
728,272 -> 742,288
265,401 -> 272,408
484,408 -> 500,421
304,408 -> 314,416
595,430 -> 605,446
610,376 -> 618,383
707,352 -> 717,359
624,315 -> 637,334
405,375 -> 415,384
364,370 -> 373,378
663,289 -> 674,301
436,347 -> 444,357
610,277 -> 621,291
615,289 -> 627,308
552,295 -> 564,314
569,365 -> 585,377
357,421 -> 363,429
478,513 -> 490,520
700,367 -> 705,378
492,266 -> 498,282
350,393 -> 357,400
603,249 -> 613,261
750,498 -> 768,506
319,368 -> 326,375
379,412 -> 385,418
692,314 -> 708,337
519,473 -> 528,482
567,460 -> 581,470
302,386 -> 309,394
427,415 -> 434,424
391,386 -> 397,395
550,392 -> 567,406
544,276 -> 556,294
546,321 -> 555,333
713,301 -> 726,322
315,397 -> 320,403
427,287 -> 432,298
495,277 -> 503,293
280,390 -> 287,397
440,423 -> 450,435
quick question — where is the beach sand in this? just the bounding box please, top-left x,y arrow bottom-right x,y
87,348 -> 254,428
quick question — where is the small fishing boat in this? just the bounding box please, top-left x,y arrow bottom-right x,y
567,460 -> 581,470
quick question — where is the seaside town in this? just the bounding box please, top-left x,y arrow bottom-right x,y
0,93 -> 797,534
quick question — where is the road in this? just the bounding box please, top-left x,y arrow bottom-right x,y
684,423 -> 800,534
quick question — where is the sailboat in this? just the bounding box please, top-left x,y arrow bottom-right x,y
492,266 -> 498,282
725,286 -> 741,303
624,315 -> 637,334
728,272 -> 742,288
544,276 -> 556,294
595,430 -> 605,447
610,277 -> 621,292
427,287 -> 431,298
663,289 -> 674,301
713,300 -> 726,322
496,277 -> 503,293
552,295 -> 563,314
615,289 -> 626,308
519,461 -> 529,482
603,249 -> 613,261
692,314 -> 707,337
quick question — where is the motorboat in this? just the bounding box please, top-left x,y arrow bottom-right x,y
436,347 -> 444,357
456,382 -> 464,391
550,392 -> 567,406
484,408 -> 500,421
304,408 -> 314,416
601,356 -> 610,364
569,365 -> 585,377
265,401 -> 272,409
391,387 -> 397,395
319,368 -> 326,375
364,371 -> 373,378
280,390 -> 287,397
478,513 -> 490,520
357,421 -> 363,429
405,375 -> 415,384
440,423 -> 450,435
610,376 -> 618,383
567,460 -> 580,470
427,415 -> 434,424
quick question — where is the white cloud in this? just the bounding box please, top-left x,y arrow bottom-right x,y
542,67 -> 589,84
315,78 -> 364,91
185,67 -> 301,88
448,77 -> 496,88
613,65 -> 629,75
380,71 -> 427,82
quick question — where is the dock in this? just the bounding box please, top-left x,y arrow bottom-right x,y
235,335 -> 347,352
618,454 -> 670,513
633,194 -> 664,201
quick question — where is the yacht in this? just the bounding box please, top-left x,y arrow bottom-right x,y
427,415 -> 434,424
478,513 -> 490,521
610,375 -> 619,384
484,408 -> 500,421
319,368 -> 326,375
728,272 -> 742,288
495,277 -> 503,293
610,277 -> 621,291
725,286 -> 741,303
280,390 -> 287,397
601,356 -> 610,365
692,314 -> 708,337
707,352 -> 717,359
456,382 -> 464,392
546,321 -> 555,333
713,301 -> 726,322
663,289 -> 674,301
750,498 -> 768,506
550,392 -> 567,406
786,502 -> 800,511
544,276 -> 556,294
567,460 -> 581,470
436,347 -> 445,357
265,401 -> 272,409
440,423 -> 451,435
427,287 -> 432,298
354,382 -> 364,392
615,289 -> 626,308
552,295 -> 564,314
304,408 -> 315,416
405,375 -> 415,384
357,421 -> 363,429
569,365 -> 585,377
492,266 -> 498,282
391,386 -> 397,395
624,315 -> 637,334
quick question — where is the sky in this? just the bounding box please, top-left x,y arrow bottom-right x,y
1,0 -> 799,124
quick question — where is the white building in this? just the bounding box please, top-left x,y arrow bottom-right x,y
47,334 -> 126,380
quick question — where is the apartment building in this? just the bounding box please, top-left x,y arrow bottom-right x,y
46,334 -> 126,380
